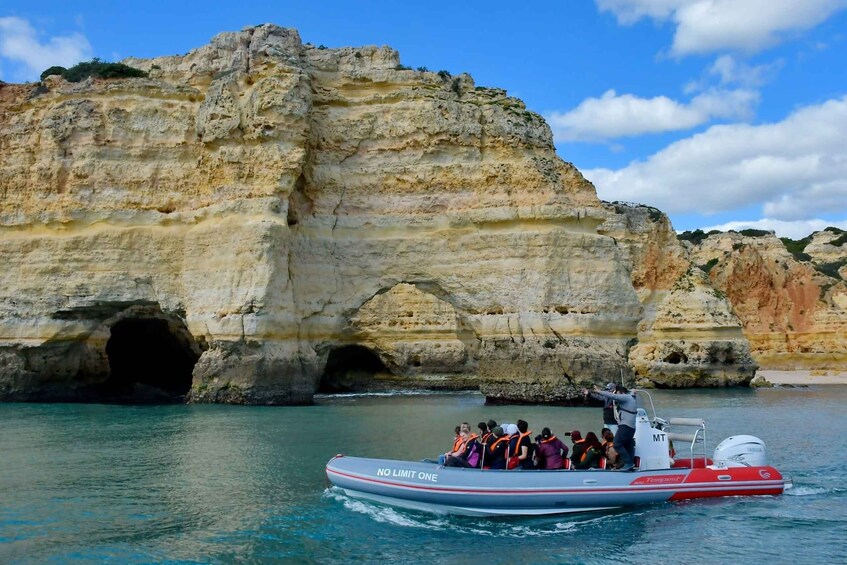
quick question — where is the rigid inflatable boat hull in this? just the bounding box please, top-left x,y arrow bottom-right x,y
326,456 -> 785,517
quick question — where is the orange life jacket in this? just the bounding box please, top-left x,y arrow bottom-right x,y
541,435 -> 559,444
510,431 -> 532,458
451,435 -> 463,453
488,436 -> 509,454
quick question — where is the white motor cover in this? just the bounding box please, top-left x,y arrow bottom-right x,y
713,435 -> 768,467
634,408 -> 672,470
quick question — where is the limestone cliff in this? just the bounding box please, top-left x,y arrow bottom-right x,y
0,25 -> 642,404
687,230 -> 847,369
600,204 -> 756,387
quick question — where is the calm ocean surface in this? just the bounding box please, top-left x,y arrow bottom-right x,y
1,387 -> 846,564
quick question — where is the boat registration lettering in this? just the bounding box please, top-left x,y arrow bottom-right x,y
376,468 -> 439,483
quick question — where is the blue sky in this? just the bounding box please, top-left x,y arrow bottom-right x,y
2,0 -> 847,238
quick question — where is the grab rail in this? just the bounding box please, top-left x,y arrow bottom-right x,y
666,418 -> 707,468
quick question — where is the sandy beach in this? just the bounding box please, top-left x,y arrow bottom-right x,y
758,370 -> 847,385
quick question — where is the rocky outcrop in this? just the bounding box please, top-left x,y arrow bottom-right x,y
0,25 -> 642,404
626,268 -> 756,386
600,204 -> 756,387
688,231 -> 847,369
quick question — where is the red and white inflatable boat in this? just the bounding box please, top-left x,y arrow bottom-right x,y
326,404 -> 787,516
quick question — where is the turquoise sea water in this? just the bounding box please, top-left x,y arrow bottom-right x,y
1,387 -> 846,564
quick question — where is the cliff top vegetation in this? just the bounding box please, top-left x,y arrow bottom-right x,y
40,59 -> 147,83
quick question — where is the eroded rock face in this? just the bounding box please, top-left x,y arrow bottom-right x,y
600,204 -> 755,387
689,231 -> 847,369
627,269 -> 757,387
0,25 -> 642,403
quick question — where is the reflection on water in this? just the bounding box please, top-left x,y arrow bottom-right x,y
2,387 -> 846,563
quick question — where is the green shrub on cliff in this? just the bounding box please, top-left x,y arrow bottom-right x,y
814,259 -> 847,280
40,58 -> 147,83
677,229 -> 720,245
40,66 -> 67,81
737,228 -> 771,237
780,235 -> 812,261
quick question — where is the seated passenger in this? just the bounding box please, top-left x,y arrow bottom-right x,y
485,426 -> 509,469
439,423 -> 469,465
535,427 -> 569,469
445,427 -> 481,468
574,431 -> 603,469
505,423 -> 519,460
601,427 -> 620,469
569,430 -> 586,467
512,419 -> 534,470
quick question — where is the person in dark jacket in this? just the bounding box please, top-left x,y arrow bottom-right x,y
514,419 -> 534,470
486,426 -> 509,469
574,432 -> 603,469
569,430 -> 587,467
535,427 -> 569,469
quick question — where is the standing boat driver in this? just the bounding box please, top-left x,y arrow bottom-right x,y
589,384 -> 638,471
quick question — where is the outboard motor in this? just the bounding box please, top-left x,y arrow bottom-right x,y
712,435 -> 768,468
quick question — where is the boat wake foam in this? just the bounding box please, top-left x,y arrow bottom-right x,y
323,487 -> 619,536
785,485 -> 837,497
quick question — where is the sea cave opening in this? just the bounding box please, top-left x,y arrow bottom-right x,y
664,351 -> 688,364
319,345 -> 390,393
101,317 -> 200,403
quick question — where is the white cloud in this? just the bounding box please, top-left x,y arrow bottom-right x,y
699,218 -> 847,239
707,55 -> 783,88
596,0 -> 847,55
583,96 -> 847,220
547,88 -> 757,142
596,0 -> 690,24
0,16 -> 91,81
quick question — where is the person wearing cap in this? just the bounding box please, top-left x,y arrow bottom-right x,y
590,384 -> 638,471
591,383 -> 620,434
535,427 -> 569,469
569,430 -> 587,467
485,426 -> 509,469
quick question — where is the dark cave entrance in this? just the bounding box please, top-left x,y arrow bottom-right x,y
101,317 -> 200,403
319,345 -> 390,393
664,351 -> 689,364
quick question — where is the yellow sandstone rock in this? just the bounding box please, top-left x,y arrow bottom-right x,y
0,25 -> 642,403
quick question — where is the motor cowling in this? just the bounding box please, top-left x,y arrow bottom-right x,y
712,435 -> 768,467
